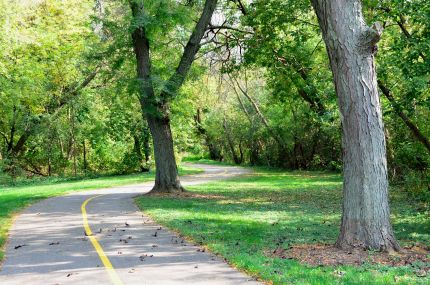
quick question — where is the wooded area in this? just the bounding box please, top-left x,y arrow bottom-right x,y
0,0 -> 429,260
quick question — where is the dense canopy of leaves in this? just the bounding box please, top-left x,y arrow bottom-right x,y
0,0 -> 428,199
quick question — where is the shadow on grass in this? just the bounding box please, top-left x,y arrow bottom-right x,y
136,170 -> 430,285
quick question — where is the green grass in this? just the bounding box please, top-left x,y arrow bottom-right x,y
136,168 -> 430,285
0,166 -> 202,262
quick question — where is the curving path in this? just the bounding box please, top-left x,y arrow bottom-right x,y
0,164 -> 260,285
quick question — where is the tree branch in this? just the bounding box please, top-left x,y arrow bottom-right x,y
207,24 -> 253,34
224,76 -> 252,123
232,0 -> 247,15
358,21 -> 383,51
163,0 -> 218,98
378,80 -> 430,153
396,15 -> 426,61
228,74 -> 286,148
58,67 -> 100,108
130,1 -> 156,108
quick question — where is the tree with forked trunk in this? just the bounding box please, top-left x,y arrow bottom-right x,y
311,0 -> 401,251
130,0 -> 218,193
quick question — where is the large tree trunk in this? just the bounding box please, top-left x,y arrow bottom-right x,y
130,0 -> 217,193
131,6 -> 183,193
312,0 -> 400,251
146,114 -> 183,192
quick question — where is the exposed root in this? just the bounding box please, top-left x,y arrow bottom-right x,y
146,184 -> 185,195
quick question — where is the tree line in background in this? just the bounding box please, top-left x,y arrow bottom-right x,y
0,0 -> 429,251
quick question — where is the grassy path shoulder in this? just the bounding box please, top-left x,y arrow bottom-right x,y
136,166 -> 429,285
0,166 -> 201,262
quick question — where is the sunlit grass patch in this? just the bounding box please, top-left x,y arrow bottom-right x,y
136,168 -> 430,285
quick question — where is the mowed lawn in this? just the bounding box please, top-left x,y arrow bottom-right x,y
0,166 -> 201,262
136,168 -> 430,285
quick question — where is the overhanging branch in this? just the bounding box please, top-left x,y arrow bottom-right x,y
163,0 -> 219,98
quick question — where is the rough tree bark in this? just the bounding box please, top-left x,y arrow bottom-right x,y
311,0 -> 400,251
147,114 -> 183,191
130,0 -> 218,193
131,5 -> 182,192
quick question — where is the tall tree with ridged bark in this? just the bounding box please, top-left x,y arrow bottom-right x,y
311,0 -> 400,251
130,0 -> 218,193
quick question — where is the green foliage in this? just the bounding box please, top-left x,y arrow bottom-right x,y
182,0 -> 429,202
0,0 -> 428,213
0,0 -> 154,179
186,69 -> 342,169
0,0 -> 428,276
366,0 -> 430,194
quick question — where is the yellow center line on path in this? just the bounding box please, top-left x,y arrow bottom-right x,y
81,195 -> 125,285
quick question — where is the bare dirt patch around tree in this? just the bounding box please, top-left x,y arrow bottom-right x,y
272,243 -> 429,275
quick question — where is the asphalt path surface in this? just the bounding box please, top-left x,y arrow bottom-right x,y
0,164 -> 261,285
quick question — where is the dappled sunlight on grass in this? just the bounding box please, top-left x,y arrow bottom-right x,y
136,168 -> 430,285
